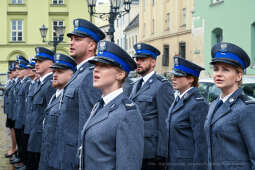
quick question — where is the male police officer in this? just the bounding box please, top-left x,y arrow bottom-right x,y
27,47 -> 56,170
39,54 -> 77,170
53,19 -> 105,170
130,43 -> 174,170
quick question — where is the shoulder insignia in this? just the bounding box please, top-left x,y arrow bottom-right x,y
156,74 -> 168,82
89,65 -> 95,70
122,98 -> 136,111
240,94 -> 255,104
195,96 -> 204,101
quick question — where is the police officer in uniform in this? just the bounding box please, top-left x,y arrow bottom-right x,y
4,64 -> 18,158
204,42 -> 255,170
129,43 -> 174,170
39,54 -> 77,170
79,40 -> 144,170
14,56 -> 34,169
27,47 -> 56,170
53,19 -> 105,170
167,56 -> 208,170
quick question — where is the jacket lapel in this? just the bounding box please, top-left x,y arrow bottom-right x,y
210,88 -> 243,126
131,73 -> 156,99
33,74 -> 52,96
45,94 -> 59,111
85,93 -> 122,132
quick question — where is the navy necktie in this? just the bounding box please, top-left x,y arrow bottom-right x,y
214,100 -> 223,113
136,79 -> 143,92
96,98 -> 104,113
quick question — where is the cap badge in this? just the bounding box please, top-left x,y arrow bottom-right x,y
99,41 -> 106,51
137,44 -> 142,50
56,54 -> 61,60
175,57 -> 179,66
74,20 -> 79,28
220,43 -> 227,51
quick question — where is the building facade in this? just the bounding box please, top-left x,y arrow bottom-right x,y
139,0 -> 206,76
0,0 -> 90,78
193,0 -> 255,75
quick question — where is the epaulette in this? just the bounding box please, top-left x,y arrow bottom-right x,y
156,75 -> 168,82
240,94 -> 255,104
122,98 -> 136,111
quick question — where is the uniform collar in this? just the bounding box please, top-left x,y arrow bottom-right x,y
56,89 -> 63,98
40,72 -> 52,83
220,90 -> 236,103
102,88 -> 123,106
179,87 -> 194,99
77,57 -> 93,70
142,71 -> 155,85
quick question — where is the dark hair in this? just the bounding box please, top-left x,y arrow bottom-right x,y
187,75 -> 199,87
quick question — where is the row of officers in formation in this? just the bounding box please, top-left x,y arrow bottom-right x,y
3,18 -> 255,170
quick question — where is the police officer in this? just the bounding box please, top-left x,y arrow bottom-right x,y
53,19 -> 105,170
4,64 -> 18,158
38,54 -> 77,170
27,47 -> 56,170
167,56 -> 208,170
79,40 -> 144,170
129,43 -> 174,170
14,56 -> 34,169
204,42 -> 255,170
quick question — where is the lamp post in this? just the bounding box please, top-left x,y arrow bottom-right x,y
87,0 -> 131,42
39,24 -> 66,53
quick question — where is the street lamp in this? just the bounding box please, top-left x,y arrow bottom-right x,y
39,24 -> 66,53
87,0 -> 132,42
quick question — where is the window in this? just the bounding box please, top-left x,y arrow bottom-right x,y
179,42 -> 186,58
143,23 -> 146,37
166,13 -> 170,30
52,0 -> 64,5
11,20 -> 23,42
212,28 -> 223,45
152,0 -> 155,6
52,20 -> 64,41
162,45 -> 169,66
11,0 -> 23,4
144,0 -> 146,10
182,8 -> 186,26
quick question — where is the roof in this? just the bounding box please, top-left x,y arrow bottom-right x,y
124,14 -> 139,32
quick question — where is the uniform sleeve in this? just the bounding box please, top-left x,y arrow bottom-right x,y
238,104 -> 255,169
116,108 -> 144,170
155,81 -> 174,157
189,100 -> 209,169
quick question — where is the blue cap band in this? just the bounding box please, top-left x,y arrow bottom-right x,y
74,27 -> 100,42
97,51 -> 131,73
135,49 -> 158,59
55,60 -> 77,72
19,58 -> 28,63
19,63 -> 29,69
174,65 -> 200,77
214,52 -> 245,69
36,53 -> 54,61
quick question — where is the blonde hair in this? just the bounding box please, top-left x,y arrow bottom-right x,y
235,66 -> 243,86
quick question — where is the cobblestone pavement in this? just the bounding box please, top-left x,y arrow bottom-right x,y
0,99 -> 14,170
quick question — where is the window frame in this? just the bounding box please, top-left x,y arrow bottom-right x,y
52,20 -> 64,41
52,0 -> 64,5
10,20 -> 24,42
162,44 -> 170,66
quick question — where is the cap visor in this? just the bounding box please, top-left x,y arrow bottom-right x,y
67,31 -> 88,38
170,69 -> 187,77
50,64 -> 69,70
210,58 -> 242,68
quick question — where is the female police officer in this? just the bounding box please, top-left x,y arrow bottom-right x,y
78,41 -> 144,170
204,42 -> 255,170
167,56 -> 208,170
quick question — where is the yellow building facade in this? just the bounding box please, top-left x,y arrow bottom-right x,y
0,0 -> 90,77
139,0 -> 205,76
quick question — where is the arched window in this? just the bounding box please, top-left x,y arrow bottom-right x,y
212,28 -> 223,46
